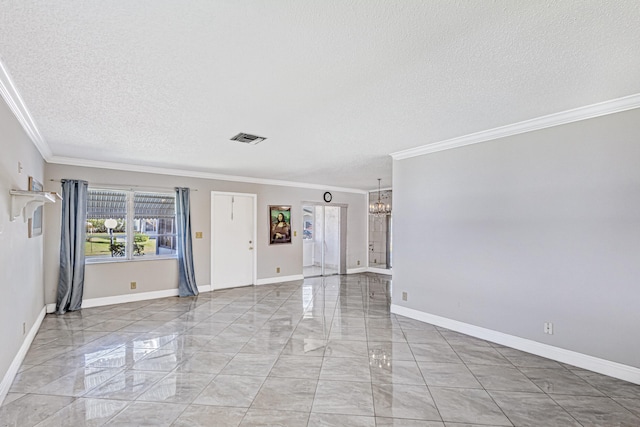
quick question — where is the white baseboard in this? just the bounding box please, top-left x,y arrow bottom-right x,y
347,267 -> 367,274
367,267 -> 392,275
197,284 -> 212,293
391,304 -> 640,386
83,289 -> 180,308
47,289 -> 180,313
45,286 -> 215,314
256,274 -> 304,286
0,306 -> 46,405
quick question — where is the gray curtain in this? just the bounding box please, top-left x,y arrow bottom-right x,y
56,179 -> 88,314
175,187 -> 199,297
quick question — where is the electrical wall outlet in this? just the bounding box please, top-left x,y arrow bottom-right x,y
22,322 -> 26,335
294,231 -> 297,237
130,281 -> 137,290
357,260 -> 360,265
402,291 -> 408,301
18,162 -> 23,174
276,267 -> 280,273
544,322 -> 554,335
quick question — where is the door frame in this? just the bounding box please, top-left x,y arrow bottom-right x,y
301,202 -> 348,276
211,191 -> 257,289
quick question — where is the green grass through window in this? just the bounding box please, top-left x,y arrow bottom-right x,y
85,233 -> 158,257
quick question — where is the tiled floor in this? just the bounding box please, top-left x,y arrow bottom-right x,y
2,273 -> 640,426
302,265 -> 338,278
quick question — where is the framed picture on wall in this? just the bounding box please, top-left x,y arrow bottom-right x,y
28,176 -> 43,238
269,205 -> 291,244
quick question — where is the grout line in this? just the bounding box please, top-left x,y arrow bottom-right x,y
16,273 -> 631,426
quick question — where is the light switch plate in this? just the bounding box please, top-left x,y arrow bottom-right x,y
195,231 -> 203,239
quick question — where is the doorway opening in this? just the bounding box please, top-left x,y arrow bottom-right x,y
368,188 -> 392,271
302,204 -> 346,277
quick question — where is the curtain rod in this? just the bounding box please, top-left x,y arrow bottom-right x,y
48,179 -> 198,192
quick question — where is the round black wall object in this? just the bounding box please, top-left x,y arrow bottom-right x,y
323,192 -> 332,203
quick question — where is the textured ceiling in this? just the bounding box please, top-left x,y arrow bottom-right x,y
1,1 -> 639,190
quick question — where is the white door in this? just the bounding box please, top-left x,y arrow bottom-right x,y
211,192 -> 256,289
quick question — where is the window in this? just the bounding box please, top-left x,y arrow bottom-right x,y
86,189 -> 177,262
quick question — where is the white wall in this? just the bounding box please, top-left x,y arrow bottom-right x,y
393,108 -> 640,369
0,96 -> 46,396
44,164 -> 368,304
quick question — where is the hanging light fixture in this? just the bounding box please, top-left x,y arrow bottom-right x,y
369,178 -> 391,216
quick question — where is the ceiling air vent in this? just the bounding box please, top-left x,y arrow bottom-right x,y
230,133 -> 267,145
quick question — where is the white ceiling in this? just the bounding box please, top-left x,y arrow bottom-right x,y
1,1 -> 639,191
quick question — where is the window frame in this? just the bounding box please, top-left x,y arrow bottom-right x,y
85,188 -> 178,264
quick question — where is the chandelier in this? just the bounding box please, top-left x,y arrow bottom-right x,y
369,178 -> 391,216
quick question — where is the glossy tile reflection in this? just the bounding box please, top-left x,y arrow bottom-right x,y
33,398 -> 129,427
2,273 -> 639,426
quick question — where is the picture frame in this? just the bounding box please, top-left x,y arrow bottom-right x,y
28,176 -> 43,238
269,205 -> 292,244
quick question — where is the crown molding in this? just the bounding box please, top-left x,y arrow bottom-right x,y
0,57 -> 52,159
391,93 -> 640,160
47,156 -> 368,194
0,57 -> 364,194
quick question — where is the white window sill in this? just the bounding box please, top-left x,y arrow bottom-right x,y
85,255 -> 178,265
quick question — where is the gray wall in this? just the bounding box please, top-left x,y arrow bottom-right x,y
393,108 -> 640,368
44,164 -> 367,304
0,97 -> 46,388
